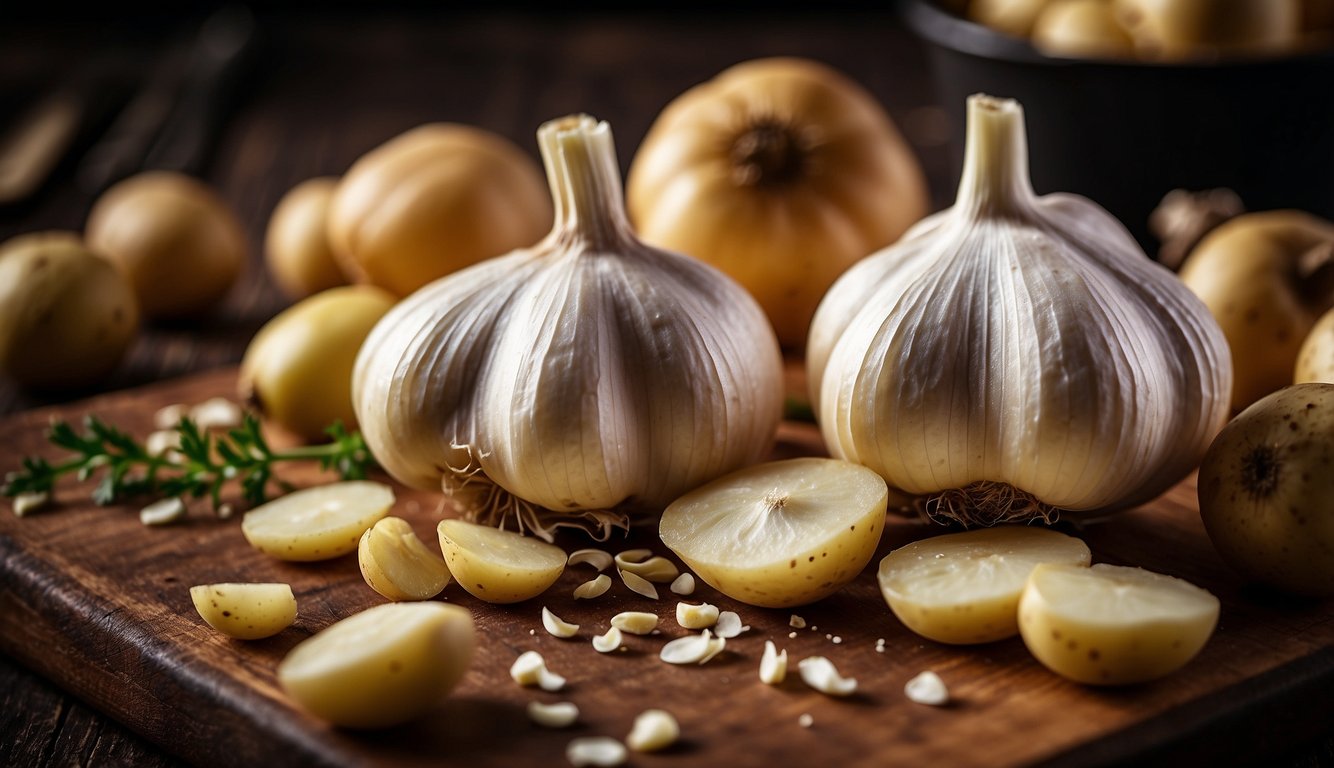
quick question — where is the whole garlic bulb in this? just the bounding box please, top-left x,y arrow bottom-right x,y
353,115 -> 783,539
807,94 -> 1231,526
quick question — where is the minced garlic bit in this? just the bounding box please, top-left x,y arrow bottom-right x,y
660,629 -> 726,665
626,709 -> 680,752
140,497 -> 186,526
568,548 -> 614,572
190,397 -> 243,431
789,615 -> 807,629
216,503 -> 235,520
510,650 -> 566,692
797,656 -> 857,697
788,631 -> 798,639
669,572 -> 695,595
574,574 -> 612,600
714,611 -> 748,638
676,601 -> 719,630
759,640 -> 787,685
610,611 -> 658,635
798,714 -> 814,728
12,491 -> 50,517
593,627 -> 624,653
832,636 -> 842,645
566,737 -> 627,767
619,569 -> 659,600
528,700 -> 580,728
904,670 -> 950,706
875,638 -> 886,654
542,607 -> 580,638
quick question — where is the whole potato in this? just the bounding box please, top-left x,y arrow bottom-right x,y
1197,382 -> 1334,597
0,232 -> 139,389
265,177 -> 348,300
86,171 -> 246,320
1295,307 -> 1334,383
327,123 -> 552,297
239,285 -> 396,442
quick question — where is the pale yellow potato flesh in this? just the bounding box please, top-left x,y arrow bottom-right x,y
437,519 -> 566,604
278,602 -> 475,729
241,481 -> 393,562
189,582 -> 296,640
877,526 -> 1091,644
358,516 -> 451,601
659,457 -> 888,608
1019,563 -> 1220,685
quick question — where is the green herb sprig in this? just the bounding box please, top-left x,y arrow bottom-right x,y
2,413 -> 374,510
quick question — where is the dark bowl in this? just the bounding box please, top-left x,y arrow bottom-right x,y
897,0 -> 1334,253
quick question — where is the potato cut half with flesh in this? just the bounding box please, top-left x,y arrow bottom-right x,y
878,526 -> 1091,644
242,481 -> 394,562
1019,563 -> 1219,685
437,518 -> 565,604
190,582 -> 296,640
278,601 -> 475,729
659,457 -> 888,608
359,516 -> 451,601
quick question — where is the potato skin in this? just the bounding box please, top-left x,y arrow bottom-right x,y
1197,383 -> 1334,597
0,231 -> 139,389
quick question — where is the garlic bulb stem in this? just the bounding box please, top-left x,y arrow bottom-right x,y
955,96 -> 1034,216
540,116 -> 632,250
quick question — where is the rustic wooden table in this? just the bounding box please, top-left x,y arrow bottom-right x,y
0,5 -> 1330,767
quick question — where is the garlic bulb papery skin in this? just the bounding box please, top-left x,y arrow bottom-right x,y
807,95 -> 1231,526
353,115 -> 783,540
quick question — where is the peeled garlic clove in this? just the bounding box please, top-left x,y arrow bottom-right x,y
807,94 -> 1231,527
626,709 -> 680,753
541,607 -> 580,638
528,701 -> 580,728
592,626 -> 624,653
610,611 -> 658,635
566,737 -> 628,768
574,574 -> 612,600
140,497 -> 186,526
669,572 -> 695,595
351,115 -> 783,542
797,656 -> 857,696
759,640 -> 787,685
510,650 -> 566,692
676,601 -> 719,630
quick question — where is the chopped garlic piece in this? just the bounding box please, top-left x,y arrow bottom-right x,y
12,491 -> 50,517
798,713 -> 814,728
660,629 -> 725,665
714,611 -> 748,638
574,574 -> 612,600
568,548 -> 613,571
140,497 -> 186,526
759,640 -> 787,685
789,615 -> 807,629
619,569 -> 658,599
610,611 -> 658,635
510,650 -> 566,691
614,548 -> 653,565
592,626 -> 624,653
621,556 -> 679,583
542,607 -> 580,638
626,709 -> 680,752
566,737 -> 627,767
676,601 -> 719,630
190,397 -> 243,430
154,403 -> 189,429
798,656 -> 857,696
669,572 -> 695,595
904,670 -> 950,706
527,700 -> 580,728
216,503 -> 235,520
145,429 -> 181,457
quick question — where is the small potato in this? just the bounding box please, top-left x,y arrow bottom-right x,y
278,602 -> 475,729
85,171 -> 246,320
436,519 -> 565,604
659,457 -> 888,608
359,516 -> 451,601
1019,563 -> 1219,685
242,481 -> 394,562
1295,307 -> 1334,384
239,284 -> 396,442
0,231 -> 139,390
189,582 -> 297,640
877,526 -> 1091,644
265,177 -> 348,300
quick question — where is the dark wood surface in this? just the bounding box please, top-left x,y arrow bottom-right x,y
1,6 -> 1332,768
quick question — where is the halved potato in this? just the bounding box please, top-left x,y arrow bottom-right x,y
241,481 -> 393,562
359,516 -> 451,601
278,602 -> 475,728
877,526 -> 1091,644
190,582 -> 296,640
659,457 -> 888,608
1019,563 -> 1219,685
437,519 -> 565,603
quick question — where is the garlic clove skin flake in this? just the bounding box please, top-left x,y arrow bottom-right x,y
353,115 -> 783,541
807,95 -> 1231,526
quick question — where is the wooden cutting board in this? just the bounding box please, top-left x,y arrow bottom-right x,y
1,367 -> 1330,768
